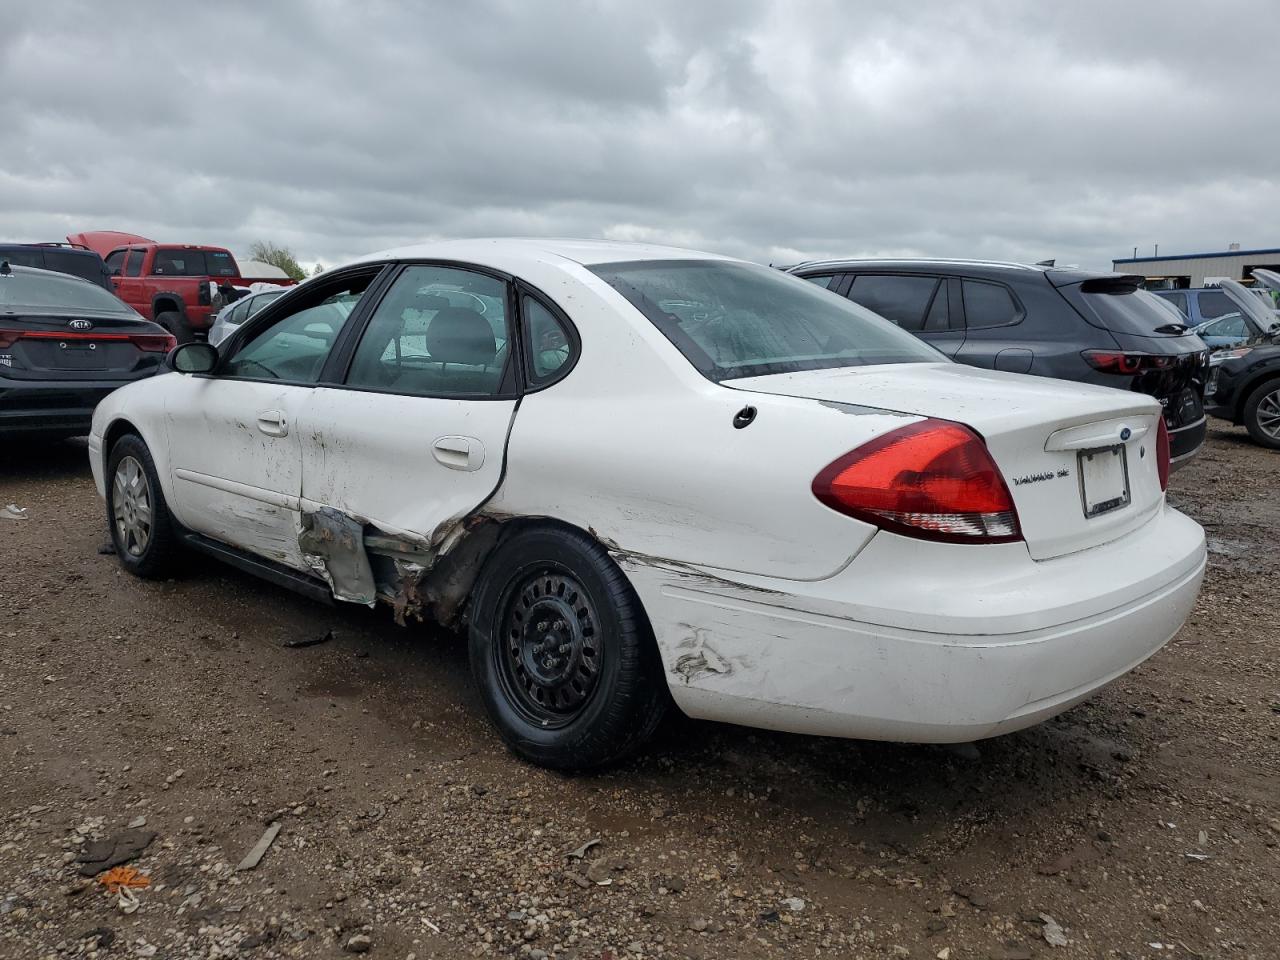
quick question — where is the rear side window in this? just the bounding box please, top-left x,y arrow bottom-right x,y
961,280 -> 1022,328
1155,291 -> 1189,316
1194,290 -> 1235,319
523,295 -> 574,385
846,274 -> 940,332
801,274 -> 837,290
590,259 -> 940,381
346,265 -> 511,397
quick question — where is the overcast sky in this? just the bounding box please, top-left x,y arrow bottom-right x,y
3,1 -> 1275,272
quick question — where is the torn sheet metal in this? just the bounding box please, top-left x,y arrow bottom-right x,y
299,508 -> 376,606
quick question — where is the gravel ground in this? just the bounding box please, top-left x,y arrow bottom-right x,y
1,424 -> 1277,960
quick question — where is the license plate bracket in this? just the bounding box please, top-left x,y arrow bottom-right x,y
1078,444 -> 1130,518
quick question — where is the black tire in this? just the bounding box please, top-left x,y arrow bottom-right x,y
105,434 -> 182,579
468,525 -> 669,770
154,310 -> 194,344
1242,378 -> 1280,450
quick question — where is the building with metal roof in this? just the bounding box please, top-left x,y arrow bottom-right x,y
1112,246 -> 1280,288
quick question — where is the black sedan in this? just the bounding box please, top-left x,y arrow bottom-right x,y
0,261 -> 174,439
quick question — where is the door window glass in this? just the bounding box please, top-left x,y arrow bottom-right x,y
224,274 -> 374,383
124,250 -> 145,276
922,282 -> 952,331
524,295 -> 574,384
104,250 -> 126,276
801,274 -> 836,289
346,265 -> 510,397
962,280 -> 1021,328
1195,290 -> 1235,319
846,274 -> 939,331
1155,291 -> 1189,316
1209,314 -> 1247,338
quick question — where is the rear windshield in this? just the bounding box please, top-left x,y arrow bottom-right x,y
151,248 -> 238,277
590,259 -> 941,380
0,268 -> 135,315
1072,285 -> 1194,337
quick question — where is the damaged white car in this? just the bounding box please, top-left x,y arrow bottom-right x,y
89,239 -> 1207,769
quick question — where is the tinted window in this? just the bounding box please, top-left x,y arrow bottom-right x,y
104,250 -> 126,275
346,265 -> 510,397
1155,291 -> 1189,315
225,275 -> 372,383
591,259 -> 940,381
846,275 -> 940,331
0,267 -> 135,315
0,248 -> 44,269
1078,287 -> 1190,335
962,280 -> 1021,328
1195,290 -> 1235,319
923,281 -> 952,331
801,274 -> 837,289
524,295 -> 573,384
124,250 -> 144,277
151,249 -> 238,277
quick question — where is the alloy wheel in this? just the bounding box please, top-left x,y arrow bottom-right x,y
112,455 -> 153,558
1256,388 -> 1280,440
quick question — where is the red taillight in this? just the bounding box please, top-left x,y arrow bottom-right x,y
812,419 -> 1022,544
1082,350 -> 1174,375
0,329 -> 175,352
1156,416 -> 1170,491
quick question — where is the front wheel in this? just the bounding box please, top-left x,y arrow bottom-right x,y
105,434 -> 182,578
468,526 -> 668,770
1243,378 -> 1280,450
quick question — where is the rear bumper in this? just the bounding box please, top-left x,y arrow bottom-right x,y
625,506 -> 1205,742
0,380 -> 126,436
1168,414 -> 1206,467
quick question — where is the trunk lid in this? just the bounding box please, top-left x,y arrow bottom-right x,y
727,362 -> 1166,560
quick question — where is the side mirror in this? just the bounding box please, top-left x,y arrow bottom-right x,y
166,341 -> 219,374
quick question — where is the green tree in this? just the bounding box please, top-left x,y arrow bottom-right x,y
249,241 -> 307,282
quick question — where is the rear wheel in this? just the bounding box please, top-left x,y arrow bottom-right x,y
1243,378 -> 1280,450
105,434 -> 181,578
468,525 -> 668,770
154,310 -> 194,344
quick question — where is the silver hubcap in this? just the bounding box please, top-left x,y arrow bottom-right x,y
1257,389 -> 1280,440
112,456 -> 153,557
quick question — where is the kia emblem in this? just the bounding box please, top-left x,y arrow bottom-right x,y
69,319 -> 93,331
1120,426 -> 1132,441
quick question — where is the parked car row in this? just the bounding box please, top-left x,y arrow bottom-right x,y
83,238 -> 1206,770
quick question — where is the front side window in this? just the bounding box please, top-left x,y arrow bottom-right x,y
104,250 -> 126,275
346,265 -> 510,397
962,279 -> 1022,328
846,274 -> 941,331
223,273 -> 374,383
124,250 -> 145,277
591,259 -> 940,381
1208,314 -> 1247,338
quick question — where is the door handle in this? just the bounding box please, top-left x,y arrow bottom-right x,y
256,410 -> 289,437
432,435 -> 484,472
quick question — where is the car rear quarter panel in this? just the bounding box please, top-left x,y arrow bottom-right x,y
487,264 -> 906,582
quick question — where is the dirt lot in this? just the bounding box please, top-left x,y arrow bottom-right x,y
1,424 -> 1277,960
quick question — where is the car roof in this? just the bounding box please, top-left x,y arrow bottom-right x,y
344,237 -> 739,273
787,257 -> 1136,287
0,243 -> 101,258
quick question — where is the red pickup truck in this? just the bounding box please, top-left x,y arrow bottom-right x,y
67,231 -> 244,342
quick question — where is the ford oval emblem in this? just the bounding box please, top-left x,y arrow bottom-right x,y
1120,426 -> 1132,441
68,319 -> 93,331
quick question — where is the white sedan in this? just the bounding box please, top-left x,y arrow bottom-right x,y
88,239 -> 1206,769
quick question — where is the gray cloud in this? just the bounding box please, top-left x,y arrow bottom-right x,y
2,0 -> 1275,271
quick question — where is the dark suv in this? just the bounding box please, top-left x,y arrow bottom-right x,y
0,243 -> 111,289
787,259 -> 1210,466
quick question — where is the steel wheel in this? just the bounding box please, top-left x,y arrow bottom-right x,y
1255,387 -> 1280,440
497,565 -> 602,728
112,455 -> 153,558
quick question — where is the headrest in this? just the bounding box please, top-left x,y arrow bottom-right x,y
424,307 -> 496,366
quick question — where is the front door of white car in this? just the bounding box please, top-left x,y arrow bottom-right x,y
296,264 -> 522,551
162,270 -> 382,569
